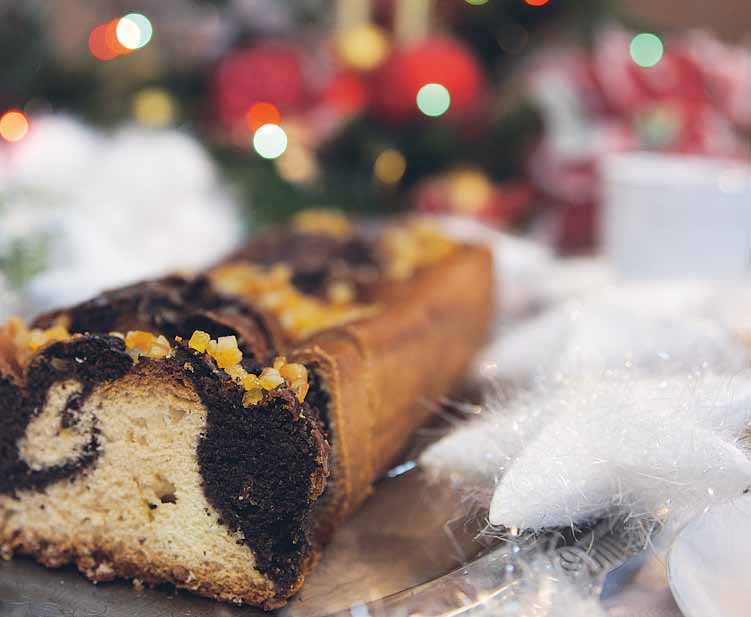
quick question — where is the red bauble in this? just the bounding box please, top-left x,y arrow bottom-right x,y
213,43 -> 310,133
303,71 -> 370,145
370,37 -> 486,124
413,170 -> 534,228
319,71 -> 369,116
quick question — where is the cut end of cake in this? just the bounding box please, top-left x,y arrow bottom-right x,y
0,333 -> 331,609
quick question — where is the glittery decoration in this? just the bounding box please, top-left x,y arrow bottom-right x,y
470,553 -> 608,617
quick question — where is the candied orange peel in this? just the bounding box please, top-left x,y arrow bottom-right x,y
327,280 -> 355,305
187,329 -> 309,406
124,330 -> 172,360
292,209 -> 353,239
209,262 -> 377,340
28,324 -> 71,351
213,335 -> 243,369
380,218 -> 456,280
188,330 -> 211,353
0,317 -> 73,371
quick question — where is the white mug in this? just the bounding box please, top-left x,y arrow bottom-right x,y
602,151 -> 751,279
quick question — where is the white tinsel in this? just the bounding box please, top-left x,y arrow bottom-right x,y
0,115 -> 243,317
421,388 -> 552,506
491,373 -> 751,530
418,225 -> 751,612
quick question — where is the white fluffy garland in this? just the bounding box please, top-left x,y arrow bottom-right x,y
0,115 -> 243,318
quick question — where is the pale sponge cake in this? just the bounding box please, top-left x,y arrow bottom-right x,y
0,332 -> 329,609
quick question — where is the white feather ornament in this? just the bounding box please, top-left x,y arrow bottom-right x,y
423,369 -> 751,535
489,373 -> 751,530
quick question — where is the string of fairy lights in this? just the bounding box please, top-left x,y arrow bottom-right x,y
0,0 -> 669,195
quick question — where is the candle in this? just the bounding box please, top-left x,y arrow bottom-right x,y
394,0 -> 432,43
336,0 -> 371,31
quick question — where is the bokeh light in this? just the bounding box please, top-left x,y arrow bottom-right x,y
132,88 -> 176,128
117,13 -> 153,50
104,19 -> 132,56
276,144 -> 319,184
253,123 -> 288,159
336,24 -> 391,71
90,14 -> 152,61
0,110 -> 30,143
374,149 -> 407,184
630,33 -> 664,68
116,16 -> 141,50
416,83 -> 451,117
525,0 -> 551,6
89,23 -> 119,60
465,0 -> 489,5
246,102 -> 281,132
449,169 -> 493,213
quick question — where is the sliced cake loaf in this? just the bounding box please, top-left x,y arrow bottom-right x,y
0,213 -> 494,609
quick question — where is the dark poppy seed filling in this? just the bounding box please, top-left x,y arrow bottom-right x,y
303,365 -> 331,436
33,276 -> 276,370
0,334 -> 331,600
185,347 -> 330,596
0,335 -> 133,495
13,271 -> 332,597
60,390 -> 85,429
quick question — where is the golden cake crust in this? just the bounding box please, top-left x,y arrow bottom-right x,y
291,244 -> 495,523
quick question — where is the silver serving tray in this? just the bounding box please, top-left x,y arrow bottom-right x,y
0,458 -> 650,617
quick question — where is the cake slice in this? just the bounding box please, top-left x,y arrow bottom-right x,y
0,325 -> 329,609
0,213 -> 494,609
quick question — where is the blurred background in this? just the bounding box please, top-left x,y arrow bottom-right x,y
1,0 -> 749,317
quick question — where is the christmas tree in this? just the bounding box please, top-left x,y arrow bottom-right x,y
1,0 -> 610,228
